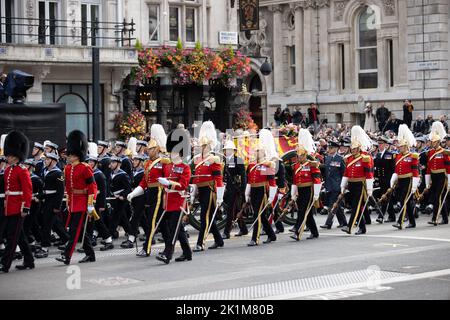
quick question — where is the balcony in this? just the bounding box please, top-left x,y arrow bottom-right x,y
0,17 -> 138,66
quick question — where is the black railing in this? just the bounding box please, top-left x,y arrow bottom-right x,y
0,16 -> 135,47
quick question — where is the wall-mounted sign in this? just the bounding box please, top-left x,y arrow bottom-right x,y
417,61 -> 439,70
218,31 -> 238,45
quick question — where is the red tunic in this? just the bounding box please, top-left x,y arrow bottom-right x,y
394,152 -> 419,177
163,162 -> 191,212
426,147 -> 450,174
192,155 -> 223,189
139,158 -> 166,189
343,153 -> 374,180
65,162 -> 97,213
292,161 -> 321,186
247,163 -> 276,187
4,164 -> 32,216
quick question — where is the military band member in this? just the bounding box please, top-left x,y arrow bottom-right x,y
390,125 -> 419,229
245,129 -> 277,246
35,152 -> 69,258
0,131 -> 34,272
31,142 -> 45,178
290,129 -> 321,240
374,136 -> 396,223
340,126 -> 374,235
192,121 -> 225,252
108,156 -> 133,242
56,130 -> 97,265
128,125 -> 168,257
156,129 -> 192,264
87,155 -> 114,251
425,122 -> 450,226
321,140 -> 348,229
221,139 -> 248,238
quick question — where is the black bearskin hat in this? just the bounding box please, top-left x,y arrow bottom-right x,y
66,130 -> 88,161
4,130 -> 29,162
166,129 -> 190,160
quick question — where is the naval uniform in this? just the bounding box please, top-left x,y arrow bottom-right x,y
23,173 -> 44,244
91,168 -> 112,241
109,169 -> 132,238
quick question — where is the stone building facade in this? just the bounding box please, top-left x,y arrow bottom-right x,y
246,0 -> 449,127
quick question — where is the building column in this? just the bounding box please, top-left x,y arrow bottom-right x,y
303,5 -> 315,92
294,4 -> 304,91
318,3 -> 330,91
270,5 -> 284,93
377,33 -> 387,91
330,42 -> 338,93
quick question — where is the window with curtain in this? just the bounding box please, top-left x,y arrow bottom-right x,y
358,6 -> 378,89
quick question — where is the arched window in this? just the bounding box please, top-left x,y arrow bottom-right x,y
358,6 -> 378,89
59,93 -> 88,135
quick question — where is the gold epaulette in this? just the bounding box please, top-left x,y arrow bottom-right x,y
444,149 -> 450,156
211,155 -> 221,164
410,153 -> 419,159
309,161 -> 319,168
160,157 -> 171,165
362,155 -> 371,162
262,161 -> 275,168
343,154 -> 351,163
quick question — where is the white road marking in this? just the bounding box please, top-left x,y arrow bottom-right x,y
322,233 -> 450,243
374,243 -> 409,248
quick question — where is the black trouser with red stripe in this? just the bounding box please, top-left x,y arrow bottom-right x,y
1,215 -> 34,271
161,211 -> 191,260
250,186 -> 276,243
196,186 -> 223,247
396,177 -> 415,226
64,212 -> 94,260
294,186 -> 319,237
430,172 -> 448,223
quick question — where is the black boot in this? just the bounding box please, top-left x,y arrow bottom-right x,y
156,253 -> 170,264
208,242 -> 224,250
136,249 -> 149,257
15,262 -> 35,270
306,234 -> 319,240
79,255 -> 95,263
100,242 -> 114,251
355,228 -> 366,235
175,254 -> 192,262
247,240 -> 258,246
55,255 -> 70,265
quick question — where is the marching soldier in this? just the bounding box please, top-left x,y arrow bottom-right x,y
221,139 -> 248,239
97,140 -> 112,192
320,140 -> 348,229
56,130 -> 97,265
0,131 -> 35,272
122,154 -> 146,248
374,136 -> 396,223
191,121 -> 225,252
270,143 -> 287,234
31,142 -> 45,178
86,153 -> 114,251
108,156 -> 133,241
35,152 -> 69,258
340,126 -> 374,235
390,125 -> 420,229
114,140 -> 133,180
425,122 -> 450,225
245,129 -> 277,246
128,124 -> 167,257
156,129 -> 192,264
290,129 -> 321,240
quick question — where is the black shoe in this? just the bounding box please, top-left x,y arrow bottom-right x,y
208,242 -> 224,250
307,234 -> 319,240
120,240 -> 134,249
320,225 -> 331,230
112,231 -> 119,239
77,248 -> 85,254
337,224 -> 347,228
376,218 -> 384,224
221,233 -> 230,240
0,264 -> 8,273
13,252 -> 23,260
91,239 -> 97,247
428,221 -> 438,226
175,254 -> 192,262
193,245 -> 204,252
386,218 -> 396,223
100,240 -> 106,245
247,240 -> 258,247
289,227 -> 298,233
290,235 -> 300,241
136,249 -> 149,257
58,244 -> 66,251
405,224 -> 416,229
341,227 -> 351,234
235,230 -> 248,237
355,229 -> 366,235
79,255 -> 95,263
275,229 -> 284,234
100,242 -> 114,251
155,253 -> 170,264
304,227 -> 310,232
15,262 -> 35,270
439,221 -> 448,225
392,223 -> 402,230
55,256 -> 70,265
34,248 -> 48,259
53,240 -> 66,247
263,237 -> 276,244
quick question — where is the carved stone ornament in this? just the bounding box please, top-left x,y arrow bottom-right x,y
383,0 -> 395,16
334,0 -> 348,21
26,0 -> 34,35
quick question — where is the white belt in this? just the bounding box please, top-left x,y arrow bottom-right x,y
43,190 -> 57,195
112,189 -> 124,195
5,191 -> 23,196
0,193 -> 4,198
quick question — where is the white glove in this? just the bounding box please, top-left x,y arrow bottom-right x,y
366,178 -> 374,197
313,183 -> 321,201
447,174 -> 450,189
245,184 -> 251,203
216,186 -> 224,206
425,174 -> 431,189
157,177 -> 170,186
268,186 -> 277,203
189,184 -> 198,201
87,205 -> 95,213
390,173 -> 398,189
411,177 -> 420,194
340,177 -> 348,194
277,192 -> 284,200
127,186 -> 144,202
291,185 -> 298,202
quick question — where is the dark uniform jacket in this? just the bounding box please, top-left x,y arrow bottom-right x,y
223,155 -> 246,193
374,149 -> 395,188
94,168 -> 107,210
41,167 -> 65,211
119,155 -> 133,183
110,169 -> 131,199
324,153 -> 345,193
